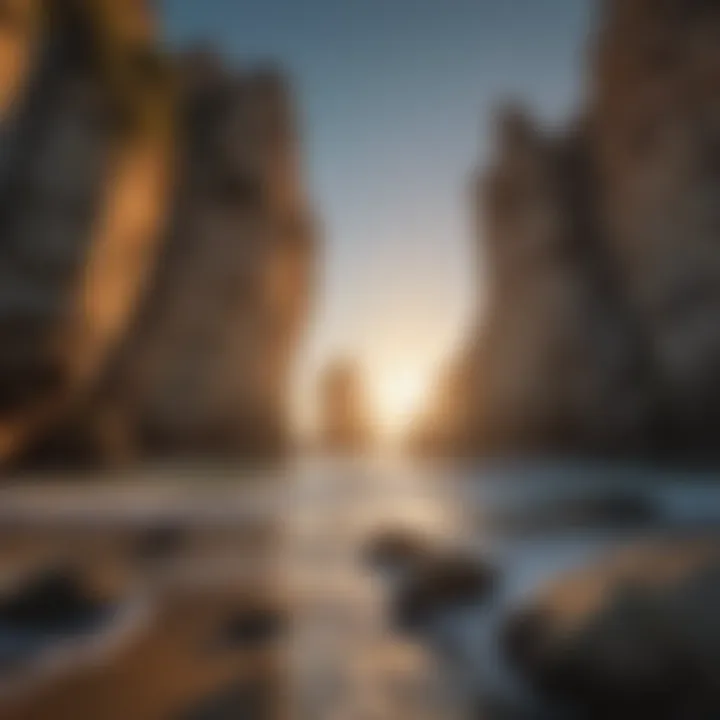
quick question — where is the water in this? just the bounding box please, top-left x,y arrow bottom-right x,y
0,458 -> 718,718
286,458 -> 720,717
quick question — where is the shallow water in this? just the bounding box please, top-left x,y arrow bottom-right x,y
0,458 -> 718,718
290,458 -> 720,718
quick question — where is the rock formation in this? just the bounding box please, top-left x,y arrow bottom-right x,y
417,0 -> 720,462
0,0 -> 174,462
86,54 -> 315,461
504,537 -> 720,718
409,347 -> 478,455
0,4 -> 315,467
471,109 -> 653,457
592,0 -> 720,458
318,359 -> 373,453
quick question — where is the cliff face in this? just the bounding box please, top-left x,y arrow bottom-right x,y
108,55 -> 315,460
593,0 -> 720,455
0,0 -> 173,461
420,0 -> 720,460
0,0 -> 40,118
0,6 -> 315,467
469,110 -> 651,456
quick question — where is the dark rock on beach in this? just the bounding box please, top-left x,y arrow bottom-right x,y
178,677 -> 278,720
208,605 -> 287,653
393,552 -> 497,632
503,538 -> 720,719
362,526 -> 436,573
0,566 -> 107,635
0,565 -> 110,671
131,523 -> 189,564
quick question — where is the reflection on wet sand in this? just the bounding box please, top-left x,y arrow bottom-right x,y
0,461 -> 718,719
0,477 -> 286,720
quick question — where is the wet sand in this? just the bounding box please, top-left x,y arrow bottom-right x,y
0,481 -> 287,720
0,462 -> 457,720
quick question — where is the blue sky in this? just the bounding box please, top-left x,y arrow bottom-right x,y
162,0 -> 593,433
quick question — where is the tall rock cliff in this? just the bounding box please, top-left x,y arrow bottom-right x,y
0,5 -> 315,468
110,54 -> 315,460
418,0 -> 720,461
592,0 -> 720,457
19,50 -> 316,465
469,108 -> 651,456
0,0 -> 174,462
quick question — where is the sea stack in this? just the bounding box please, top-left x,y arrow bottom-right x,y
319,359 -> 373,453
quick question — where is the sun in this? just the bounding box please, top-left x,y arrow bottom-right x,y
372,369 -> 428,441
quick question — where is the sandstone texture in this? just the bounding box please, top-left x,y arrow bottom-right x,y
0,3 -> 315,467
86,55 -> 315,461
0,0 -> 174,462
418,0 -> 720,462
504,537 -> 720,719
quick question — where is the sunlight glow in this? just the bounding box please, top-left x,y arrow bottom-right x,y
371,368 -> 428,441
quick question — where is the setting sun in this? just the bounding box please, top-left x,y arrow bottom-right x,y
371,369 -> 428,441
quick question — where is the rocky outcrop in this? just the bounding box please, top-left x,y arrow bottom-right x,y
0,6 -> 315,467
409,348 -> 477,455
87,55 -> 315,461
592,0 -> 720,458
504,537 -> 720,719
0,0 -> 174,462
469,111 -> 651,456
418,0 -> 720,461
318,359 -> 373,453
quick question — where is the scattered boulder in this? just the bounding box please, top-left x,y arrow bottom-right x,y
131,523 -> 189,564
503,537 -> 720,719
0,566 -> 106,632
0,565 -> 109,670
207,604 -> 287,653
393,552 -> 497,632
177,678 -> 277,720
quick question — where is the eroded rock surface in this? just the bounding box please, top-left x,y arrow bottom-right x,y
7,25 -> 315,466
418,0 -> 720,461
593,0 -> 720,458
469,110 -> 651,456
0,0 -> 173,462
504,537 -> 720,719
95,55 -> 315,461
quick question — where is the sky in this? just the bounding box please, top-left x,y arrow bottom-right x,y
162,0 -> 593,436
